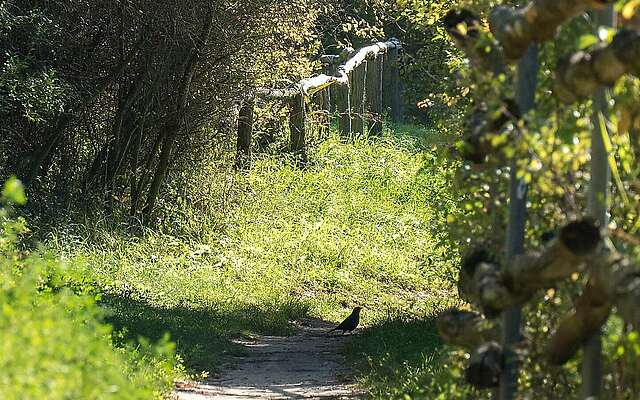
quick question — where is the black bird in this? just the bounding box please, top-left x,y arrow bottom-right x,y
327,306 -> 362,334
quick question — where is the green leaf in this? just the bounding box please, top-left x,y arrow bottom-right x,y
622,0 -> 640,19
597,113 -> 629,206
2,177 -> 27,206
577,34 -> 598,49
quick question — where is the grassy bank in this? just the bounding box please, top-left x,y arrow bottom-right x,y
35,127 -> 462,396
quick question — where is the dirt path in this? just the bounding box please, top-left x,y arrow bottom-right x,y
174,318 -> 364,399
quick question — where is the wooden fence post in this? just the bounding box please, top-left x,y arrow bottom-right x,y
312,89 -> 330,135
289,92 -> 307,165
322,63 -> 333,115
499,44 -> 538,400
235,96 -> 254,170
350,63 -> 366,135
383,40 -> 402,123
582,6 -> 615,399
321,88 -> 331,116
336,81 -> 351,137
366,54 -> 384,135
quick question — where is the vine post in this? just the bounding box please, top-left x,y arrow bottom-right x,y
500,44 -> 538,400
582,5 -> 615,398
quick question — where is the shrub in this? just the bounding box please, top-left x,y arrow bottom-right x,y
0,178 -> 180,399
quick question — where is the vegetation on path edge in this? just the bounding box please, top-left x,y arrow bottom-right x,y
16,127 -> 460,398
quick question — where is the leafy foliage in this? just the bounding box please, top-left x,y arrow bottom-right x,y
424,0 -> 640,398
0,178 -> 180,399
0,0 -> 324,220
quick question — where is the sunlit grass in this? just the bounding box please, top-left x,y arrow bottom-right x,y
51,128 -> 461,386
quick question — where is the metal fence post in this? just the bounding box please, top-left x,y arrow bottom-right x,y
499,43 -> 538,400
582,6 -> 615,398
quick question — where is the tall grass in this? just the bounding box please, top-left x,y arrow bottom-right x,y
47,130 -> 460,380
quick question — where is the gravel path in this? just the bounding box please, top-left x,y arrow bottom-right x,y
174,318 -> 364,399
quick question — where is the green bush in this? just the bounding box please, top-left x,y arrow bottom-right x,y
0,178 -> 180,399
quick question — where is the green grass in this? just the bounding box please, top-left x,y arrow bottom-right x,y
47,128 -> 461,394
346,317 -> 479,399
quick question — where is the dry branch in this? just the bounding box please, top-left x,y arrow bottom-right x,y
437,309 -> 500,350
489,0 -> 614,61
555,29 -> 640,103
255,87 -> 300,99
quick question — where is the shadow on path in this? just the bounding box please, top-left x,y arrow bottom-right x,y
174,318 -> 364,399
345,316 -> 446,398
101,293 -> 309,373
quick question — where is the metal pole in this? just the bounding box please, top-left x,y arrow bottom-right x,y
582,6 -> 615,399
499,43 -> 538,400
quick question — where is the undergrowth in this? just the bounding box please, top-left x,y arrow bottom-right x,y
0,179 -> 179,399
346,317 -> 480,399
0,125 -> 466,398
45,127 -> 461,384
